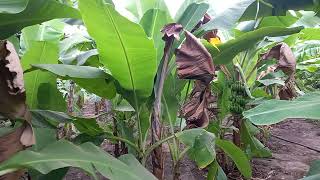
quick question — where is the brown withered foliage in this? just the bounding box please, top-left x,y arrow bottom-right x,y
180,81 -> 216,128
176,31 -> 214,84
176,31 -> 216,128
0,126 -> 26,180
0,41 -> 27,119
259,42 -> 297,100
191,13 -> 211,33
260,42 -> 296,76
161,23 -> 183,41
0,40 -> 35,180
278,79 -> 296,100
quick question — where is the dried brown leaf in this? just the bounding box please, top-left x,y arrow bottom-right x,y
259,42 -> 297,99
202,13 -> 211,24
0,40 -> 35,146
175,31 -> 216,128
0,125 -> 25,162
191,13 -> 211,33
176,31 -> 215,84
0,41 -> 24,95
161,23 -> 183,41
181,81 -> 216,128
0,125 -> 25,180
0,41 -> 27,119
260,42 -> 296,76
279,77 -> 297,100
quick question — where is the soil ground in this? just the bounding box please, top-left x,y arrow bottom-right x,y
65,119 -> 320,180
251,119 -> 320,180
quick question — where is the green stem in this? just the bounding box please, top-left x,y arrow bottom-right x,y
179,80 -> 191,131
254,0 -> 260,21
240,50 -> 248,68
246,60 -> 260,82
142,135 -> 176,165
235,63 -> 254,99
164,96 -> 179,161
260,0 -> 273,8
178,146 -> 191,160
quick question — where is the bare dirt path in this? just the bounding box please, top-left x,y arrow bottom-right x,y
252,119 -> 320,180
64,119 -> 320,180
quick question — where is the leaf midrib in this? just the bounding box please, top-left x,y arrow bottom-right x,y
1,158 -> 140,180
149,9 -> 159,39
182,4 -> 206,30
245,101 -> 320,118
103,5 -> 138,106
30,42 -> 47,108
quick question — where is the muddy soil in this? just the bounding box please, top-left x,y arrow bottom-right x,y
65,119 -> 320,180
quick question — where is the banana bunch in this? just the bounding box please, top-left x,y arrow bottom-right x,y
229,81 -> 247,114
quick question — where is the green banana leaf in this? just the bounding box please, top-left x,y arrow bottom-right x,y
78,0 -> 157,108
0,140 -> 156,180
0,0 -> 80,39
0,0 -> 28,14
243,92 -> 320,125
22,41 -> 66,111
216,139 -> 252,178
30,64 -> 116,99
203,26 -> 303,65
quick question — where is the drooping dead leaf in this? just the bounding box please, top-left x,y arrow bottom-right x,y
196,13 -> 221,45
0,41 -> 27,119
260,42 -> 296,76
202,13 -> 211,24
161,23 -> 183,41
160,23 -> 183,60
180,81 -> 216,128
0,125 -> 25,180
175,31 -> 216,128
0,40 -> 35,146
176,31 -> 215,84
259,42 -> 297,99
278,78 -> 297,100
191,13 -> 211,33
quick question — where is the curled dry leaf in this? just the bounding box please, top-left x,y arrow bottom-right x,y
191,13 -> 211,33
0,41 -> 27,119
0,40 -> 34,148
0,125 -> 26,180
176,31 -> 215,84
180,81 -> 216,128
260,42 -> 296,76
161,23 -> 183,41
201,14 -> 220,44
278,78 -> 297,100
176,31 -> 216,128
259,42 -> 297,100
202,13 -> 211,24
160,23 -> 183,57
